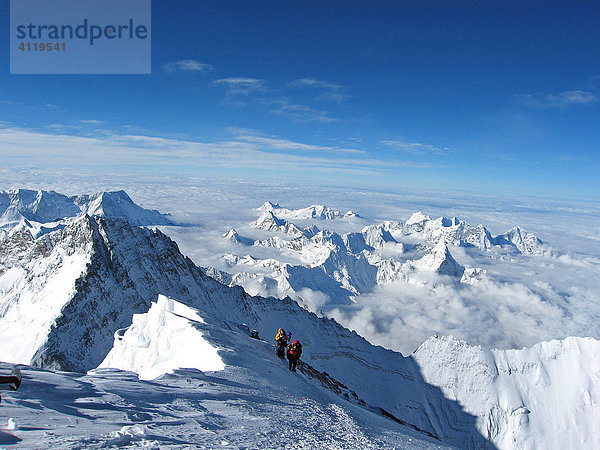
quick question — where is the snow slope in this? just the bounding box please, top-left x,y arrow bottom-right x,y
413,335 -> 600,449
0,331 -> 443,449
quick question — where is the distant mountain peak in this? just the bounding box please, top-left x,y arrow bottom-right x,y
414,239 -> 465,277
256,202 -> 357,220
0,189 -> 173,228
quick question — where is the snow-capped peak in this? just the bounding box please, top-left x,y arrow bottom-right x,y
361,223 -> 397,248
498,226 -> 546,255
253,210 -> 287,229
258,201 -> 282,211
256,202 -> 353,220
252,210 -> 318,238
0,189 -> 81,226
74,190 -> 173,226
0,189 -> 173,229
414,239 -> 465,277
406,211 -> 432,225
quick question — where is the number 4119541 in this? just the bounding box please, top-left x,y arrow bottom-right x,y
18,42 -> 66,52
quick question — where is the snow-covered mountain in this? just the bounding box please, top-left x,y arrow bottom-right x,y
401,211 -> 547,255
413,335 -> 600,449
0,189 -> 172,229
0,208 -> 488,446
2,190 -> 599,448
73,190 -> 173,226
0,189 -> 80,226
203,202 -> 600,359
215,206 -> 547,308
252,210 -> 319,238
259,201 -> 358,220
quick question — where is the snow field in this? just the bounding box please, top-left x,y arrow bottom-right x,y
0,298 -> 444,449
98,295 -> 224,380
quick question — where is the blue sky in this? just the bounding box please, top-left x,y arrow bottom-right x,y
1,1 -> 599,200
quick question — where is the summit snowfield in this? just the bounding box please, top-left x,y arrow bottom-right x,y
1,189 -> 600,448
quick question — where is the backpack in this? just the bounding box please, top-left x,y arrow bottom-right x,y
289,341 -> 302,356
276,329 -> 286,341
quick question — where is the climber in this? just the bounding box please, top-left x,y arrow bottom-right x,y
0,368 -> 22,404
0,368 -> 21,391
275,328 -> 288,359
286,340 -> 303,372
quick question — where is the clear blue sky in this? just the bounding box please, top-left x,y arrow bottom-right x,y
1,1 -> 599,200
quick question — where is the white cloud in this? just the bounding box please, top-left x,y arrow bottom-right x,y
236,135 -> 364,154
213,78 -> 267,98
516,90 -> 598,109
0,126 -> 413,179
270,102 -> 339,123
78,119 -> 104,125
381,140 -> 451,155
328,256 -> 600,355
163,60 -> 214,74
288,78 -> 343,91
288,78 -> 350,103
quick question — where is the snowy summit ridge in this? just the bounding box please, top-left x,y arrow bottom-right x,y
0,188 -> 173,229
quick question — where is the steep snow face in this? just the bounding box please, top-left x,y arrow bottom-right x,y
413,239 -> 465,277
361,224 -> 397,248
0,218 -> 92,364
98,295 -> 224,380
413,336 -> 600,449
0,214 -> 226,372
74,190 -> 173,226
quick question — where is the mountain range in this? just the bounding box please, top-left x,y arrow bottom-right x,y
0,190 -> 598,449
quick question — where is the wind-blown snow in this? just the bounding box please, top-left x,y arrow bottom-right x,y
98,295 -> 224,380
